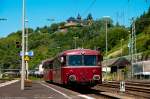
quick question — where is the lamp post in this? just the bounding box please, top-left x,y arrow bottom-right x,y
57,46 -> 61,53
21,0 -> 25,90
121,39 -> 124,57
103,16 -> 110,81
73,37 -> 79,49
47,18 -> 55,26
0,64 -> 2,79
47,18 -> 55,22
47,18 -> 55,33
0,18 -> 7,78
0,18 -> 7,21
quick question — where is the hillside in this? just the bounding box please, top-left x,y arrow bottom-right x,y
0,9 -> 150,69
108,32 -> 150,59
108,7 -> 150,59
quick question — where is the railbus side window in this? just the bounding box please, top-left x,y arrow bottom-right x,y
49,63 -> 53,69
98,55 -> 103,66
60,56 -> 66,67
53,58 -> 61,69
43,62 -> 49,69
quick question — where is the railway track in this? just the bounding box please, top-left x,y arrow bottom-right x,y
97,81 -> 150,98
45,81 -> 150,98
107,80 -> 150,87
101,83 -> 150,93
66,86 -> 134,99
46,82 -> 134,99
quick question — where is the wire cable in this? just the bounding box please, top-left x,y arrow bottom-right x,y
82,0 -> 97,17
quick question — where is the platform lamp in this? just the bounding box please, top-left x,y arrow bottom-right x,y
21,0 -> 25,90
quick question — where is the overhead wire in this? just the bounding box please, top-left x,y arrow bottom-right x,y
81,0 -> 97,17
128,0 -> 149,3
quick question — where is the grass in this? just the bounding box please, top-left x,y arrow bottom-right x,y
107,32 -> 149,58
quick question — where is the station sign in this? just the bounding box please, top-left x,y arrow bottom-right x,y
19,51 -> 34,57
28,51 -> 34,57
19,51 -> 23,56
24,55 -> 30,61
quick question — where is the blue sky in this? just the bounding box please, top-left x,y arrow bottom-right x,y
0,0 -> 149,37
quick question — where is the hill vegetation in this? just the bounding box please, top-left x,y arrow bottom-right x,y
0,8 -> 150,69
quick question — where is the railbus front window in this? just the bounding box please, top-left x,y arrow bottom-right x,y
68,55 -> 82,66
84,55 -> 96,66
68,55 -> 97,66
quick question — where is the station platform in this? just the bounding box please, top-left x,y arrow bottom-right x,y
0,80 -> 67,99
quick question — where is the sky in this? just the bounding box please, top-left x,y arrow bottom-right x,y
0,0 -> 149,37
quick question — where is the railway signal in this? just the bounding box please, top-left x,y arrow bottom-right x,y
24,55 -> 30,61
16,41 -> 21,48
120,81 -> 125,92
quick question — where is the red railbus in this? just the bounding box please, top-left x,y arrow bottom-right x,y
43,49 -> 103,87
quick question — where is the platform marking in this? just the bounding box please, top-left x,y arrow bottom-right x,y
0,80 -> 19,87
34,96 -> 53,98
78,95 -> 95,99
40,82 -> 72,99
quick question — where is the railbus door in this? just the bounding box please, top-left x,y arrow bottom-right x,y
53,58 -> 61,83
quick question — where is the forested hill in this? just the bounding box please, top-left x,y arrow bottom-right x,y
0,8 -> 150,69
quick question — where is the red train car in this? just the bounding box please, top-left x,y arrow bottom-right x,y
43,59 -> 53,82
43,49 -> 103,87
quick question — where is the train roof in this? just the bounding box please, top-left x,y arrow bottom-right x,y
61,49 -> 101,56
42,49 -> 102,65
42,58 -> 53,64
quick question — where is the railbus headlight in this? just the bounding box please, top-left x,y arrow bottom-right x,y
93,75 -> 100,80
69,75 -> 76,82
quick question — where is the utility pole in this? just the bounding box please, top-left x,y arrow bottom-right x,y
105,18 -> 108,81
132,18 -> 137,62
121,39 -> 124,57
130,17 -> 136,79
21,0 -> 25,90
103,16 -> 110,81
25,19 -> 29,80
128,33 -> 132,79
